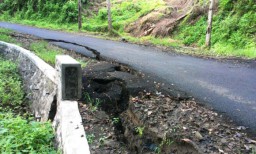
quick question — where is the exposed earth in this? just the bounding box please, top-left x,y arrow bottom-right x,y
2,26 -> 256,154
90,0 -> 215,37
79,60 -> 256,154
126,0 -> 204,37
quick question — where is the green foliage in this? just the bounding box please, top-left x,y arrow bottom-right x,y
86,134 -> 95,144
135,126 -> 144,137
83,0 -> 165,32
83,92 -> 101,111
0,58 -> 24,110
155,138 -> 174,154
0,0 -> 78,23
29,41 -> 61,65
0,112 -> 56,153
77,60 -> 89,68
29,41 -> 88,67
0,58 -> 56,153
99,136 -> 107,145
0,28 -> 16,43
112,117 -> 120,124
175,0 -> 256,58
175,16 -> 207,46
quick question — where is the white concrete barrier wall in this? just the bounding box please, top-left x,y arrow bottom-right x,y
0,41 -> 56,121
0,41 -> 90,154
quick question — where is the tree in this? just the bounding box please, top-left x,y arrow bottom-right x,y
205,0 -> 214,48
78,0 -> 82,30
106,0 -> 113,32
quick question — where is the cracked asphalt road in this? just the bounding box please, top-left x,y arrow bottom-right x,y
1,22 -> 256,135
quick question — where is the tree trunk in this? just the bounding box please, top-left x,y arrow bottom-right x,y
78,0 -> 82,30
107,0 -> 113,32
205,0 -> 214,47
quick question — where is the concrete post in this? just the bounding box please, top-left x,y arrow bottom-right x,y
54,55 -> 90,154
56,55 -> 82,101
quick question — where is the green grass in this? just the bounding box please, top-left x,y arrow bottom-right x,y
0,57 -> 24,111
29,41 -> 91,67
123,35 -> 181,48
0,28 -> 89,68
174,0 -> 256,59
29,41 -> 62,65
0,58 -> 57,153
0,28 -> 16,43
77,59 -> 89,68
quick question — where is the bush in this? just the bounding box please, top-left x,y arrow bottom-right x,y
97,9 -> 108,21
175,0 -> 256,58
0,58 -> 57,153
175,16 -> 207,46
0,0 -> 78,23
59,1 -> 78,23
0,113 -> 56,153
0,58 -> 24,109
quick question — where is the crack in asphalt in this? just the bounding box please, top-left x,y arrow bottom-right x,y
0,32 -> 101,60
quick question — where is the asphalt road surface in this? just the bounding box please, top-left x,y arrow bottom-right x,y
1,22 -> 256,135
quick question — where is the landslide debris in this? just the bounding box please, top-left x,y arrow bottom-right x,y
121,93 -> 256,154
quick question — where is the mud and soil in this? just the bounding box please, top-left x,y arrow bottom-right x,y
80,60 -> 256,154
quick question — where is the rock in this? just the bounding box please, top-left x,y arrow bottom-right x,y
203,123 -> 210,129
96,110 -> 109,120
237,126 -> 246,130
147,111 -> 153,116
108,71 -> 151,95
235,132 -> 242,138
195,131 -> 203,141
86,62 -> 120,73
221,138 -> 227,144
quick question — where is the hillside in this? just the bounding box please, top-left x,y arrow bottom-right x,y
84,0 -> 255,58
0,0 -> 255,58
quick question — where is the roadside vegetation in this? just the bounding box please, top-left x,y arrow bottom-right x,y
29,41 -> 61,65
0,28 -> 61,65
0,57 -> 57,153
0,28 -> 17,43
83,0 -> 165,33
174,0 -> 256,58
0,0 -> 255,59
0,27 -> 89,68
0,58 -> 24,111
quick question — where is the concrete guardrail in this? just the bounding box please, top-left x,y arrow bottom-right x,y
0,41 -> 90,154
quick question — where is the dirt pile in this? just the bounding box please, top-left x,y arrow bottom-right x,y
125,0 -> 208,37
